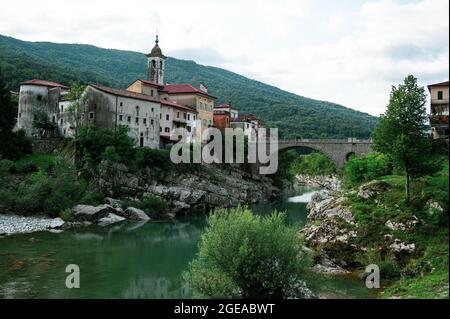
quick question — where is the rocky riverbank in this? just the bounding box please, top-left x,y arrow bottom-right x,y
299,177 -> 440,272
96,163 -> 277,215
0,214 -> 66,236
1,163 -> 280,235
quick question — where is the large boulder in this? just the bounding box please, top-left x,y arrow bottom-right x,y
98,213 -> 126,227
120,207 -> 150,221
73,205 -> 113,222
358,180 -> 391,200
50,217 -> 66,229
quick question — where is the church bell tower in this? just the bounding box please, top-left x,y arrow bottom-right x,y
147,34 -> 166,85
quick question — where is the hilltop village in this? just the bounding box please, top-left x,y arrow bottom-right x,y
15,36 -> 266,148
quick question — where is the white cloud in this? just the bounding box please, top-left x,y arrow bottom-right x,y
0,0 -> 448,116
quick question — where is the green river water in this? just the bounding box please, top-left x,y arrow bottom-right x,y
0,186 -> 377,299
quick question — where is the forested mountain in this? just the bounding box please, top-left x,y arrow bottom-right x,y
0,34 -> 378,138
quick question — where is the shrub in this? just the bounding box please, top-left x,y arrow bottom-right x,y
0,159 -> 16,177
344,153 -> 392,185
20,162 -> 38,174
9,156 -> 103,217
184,207 -> 312,299
59,208 -> 74,222
74,125 -> 135,167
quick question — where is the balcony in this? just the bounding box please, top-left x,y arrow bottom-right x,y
173,117 -> 187,124
431,99 -> 449,105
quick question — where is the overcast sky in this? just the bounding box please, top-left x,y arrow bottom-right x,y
0,0 -> 448,115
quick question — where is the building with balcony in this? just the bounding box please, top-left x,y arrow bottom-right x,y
428,80 -> 449,140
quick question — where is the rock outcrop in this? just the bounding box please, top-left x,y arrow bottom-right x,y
97,164 -> 276,215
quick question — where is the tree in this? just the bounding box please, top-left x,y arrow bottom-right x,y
0,68 -> 31,159
373,75 -> 439,205
32,110 -> 58,137
67,83 -> 86,137
184,207 -> 311,299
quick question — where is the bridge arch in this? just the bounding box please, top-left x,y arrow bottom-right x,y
270,139 -> 373,169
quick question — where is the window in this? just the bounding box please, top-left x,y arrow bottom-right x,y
160,113 -> 162,120
188,114 -> 191,121
160,127 -> 162,132
127,116 -> 131,123
60,119 -> 63,125
186,126 -> 191,133
143,118 -> 147,125
151,119 -> 154,125
61,105 -> 64,112
193,116 -> 196,121
136,106 -> 140,116
19,112 -> 21,118
177,112 -> 180,118
52,116 -> 56,123
120,102 -> 123,107
165,127 -> 170,133
37,95 -> 42,101
151,108 -> 154,113
166,114 -> 170,121
438,91 -> 444,100
151,90 -> 154,97
183,113 -> 187,120
136,117 -> 139,124
119,115 -> 123,122
89,112 -> 94,120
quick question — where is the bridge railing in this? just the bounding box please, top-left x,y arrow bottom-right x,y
276,138 -> 373,144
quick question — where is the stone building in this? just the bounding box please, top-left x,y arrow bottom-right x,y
16,79 -> 70,137
428,80 -> 449,140
83,84 -> 161,148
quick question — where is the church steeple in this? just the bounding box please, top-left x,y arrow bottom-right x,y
146,34 -> 166,85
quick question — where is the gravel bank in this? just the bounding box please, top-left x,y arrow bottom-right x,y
0,214 -> 65,236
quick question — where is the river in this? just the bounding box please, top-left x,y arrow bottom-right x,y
0,186 -> 376,299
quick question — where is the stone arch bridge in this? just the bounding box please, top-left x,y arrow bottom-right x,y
274,138 -> 374,169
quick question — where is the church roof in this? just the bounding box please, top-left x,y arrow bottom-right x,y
163,84 -> 217,99
21,79 -> 69,89
146,35 -> 166,59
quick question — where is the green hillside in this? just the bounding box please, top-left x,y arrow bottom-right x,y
0,34 -> 378,138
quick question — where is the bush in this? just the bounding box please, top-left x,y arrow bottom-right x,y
0,159 -> 16,177
0,130 -> 32,160
344,153 -> 392,185
59,208 -> 74,222
74,125 -> 135,167
20,162 -> 38,174
135,147 -> 172,171
184,207 -> 312,299
7,156 -> 103,217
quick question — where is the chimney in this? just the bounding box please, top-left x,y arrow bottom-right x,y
199,82 -> 208,93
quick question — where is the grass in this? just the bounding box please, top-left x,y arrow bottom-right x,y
14,154 -> 56,172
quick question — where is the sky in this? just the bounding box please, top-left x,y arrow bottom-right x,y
0,0 -> 448,116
